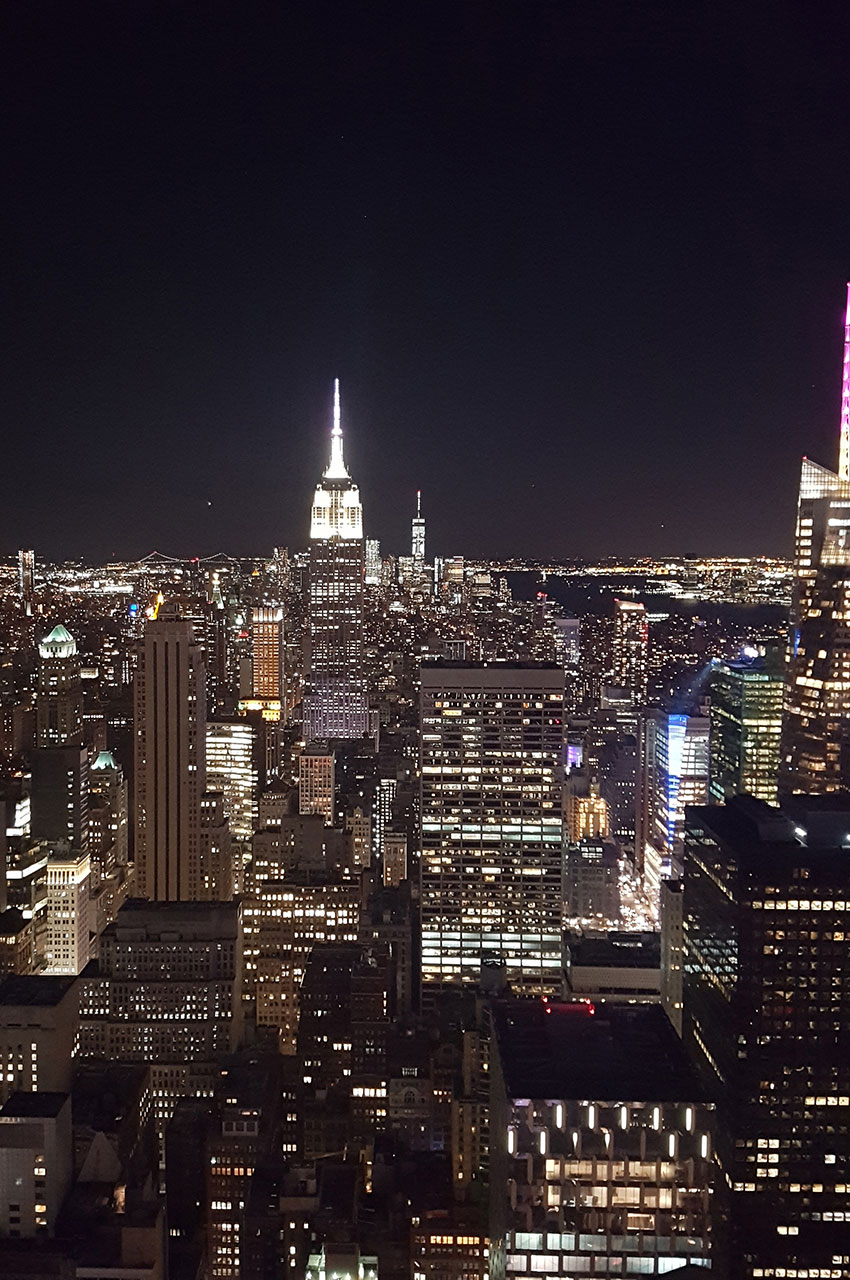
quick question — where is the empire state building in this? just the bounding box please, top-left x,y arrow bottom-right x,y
303,380 -> 369,741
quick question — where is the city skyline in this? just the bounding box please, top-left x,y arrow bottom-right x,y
5,5 -> 850,560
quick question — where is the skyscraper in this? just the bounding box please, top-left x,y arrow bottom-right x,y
683,795 -> 850,1278
709,645 -> 784,803
251,606 -> 284,703
635,708 -> 709,889
36,625 -> 83,748
134,605 -> 208,900
411,489 -> 425,565
783,285 -> 850,792
612,598 -> 648,706
17,550 -> 34,616
419,662 -> 565,997
303,380 -> 369,741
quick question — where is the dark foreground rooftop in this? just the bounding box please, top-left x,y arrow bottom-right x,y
492,999 -> 707,1102
0,974 -> 76,1007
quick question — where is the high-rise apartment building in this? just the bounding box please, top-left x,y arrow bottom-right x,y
134,605 -> 212,900
420,662 -> 565,997
709,645 -> 784,803
36,625 -> 82,748
783,286 -> 850,792
613,599 -> 648,706
304,380 -> 369,742
251,606 -> 285,703
683,795 -> 850,1278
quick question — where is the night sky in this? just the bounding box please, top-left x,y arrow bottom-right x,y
5,1 -> 850,562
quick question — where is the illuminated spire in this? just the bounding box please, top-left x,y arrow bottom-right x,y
840,284 -> 850,481
324,377 -> 350,481
417,489 -> 421,517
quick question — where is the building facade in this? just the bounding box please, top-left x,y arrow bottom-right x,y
612,599 -> 648,706
683,795 -> 850,1278
783,287 -> 850,792
304,380 -> 369,742
709,646 -> 783,804
490,1000 -> 714,1280
420,663 -> 565,997
36,625 -> 82,748
134,606 -> 208,900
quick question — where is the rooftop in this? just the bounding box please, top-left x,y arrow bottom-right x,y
38,624 -> 77,659
0,973 -> 77,1007
492,1000 -> 706,1102
687,793 -> 850,861
568,932 -> 661,971
1,1091 -> 68,1119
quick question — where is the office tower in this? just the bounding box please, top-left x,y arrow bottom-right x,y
365,538 -> 382,585
0,975 -> 79,1104
710,645 -> 784,803
0,911 -> 33,977
564,931 -> 660,1004
88,749 -> 130,937
578,612 -> 613,712
78,899 -> 243,1143
612,598 -> 648,705
553,614 -> 580,681
412,490 -> 426,564
134,605 -> 208,901
564,837 -> 620,921
489,1000 -> 714,1280
441,556 -> 465,604
251,606 -> 284,703
297,941 -> 389,1146
199,790 -> 233,900
0,1093 -> 72,1238
250,871 -> 360,1053
298,743 -> 335,823
563,772 -> 609,841
783,286 -> 850,792
635,708 -> 708,890
206,718 -> 262,843
419,662 -> 565,997
36,626 -> 82,748
345,805 -> 371,871
44,849 -> 91,975
598,731 -> 638,844
382,830 -> 407,886
30,745 -> 89,850
683,795 -> 850,1278
206,1055 -> 284,1280
304,379 -> 369,742
17,549 -> 34,616
88,751 -> 128,872
659,877 -> 684,1035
